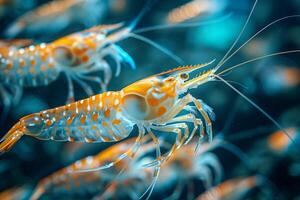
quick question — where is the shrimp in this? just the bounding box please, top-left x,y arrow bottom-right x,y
4,0 -> 108,39
196,176 -> 262,200
30,136 -> 156,200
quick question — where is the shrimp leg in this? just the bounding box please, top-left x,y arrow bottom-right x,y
65,73 -> 75,103
0,85 -> 12,123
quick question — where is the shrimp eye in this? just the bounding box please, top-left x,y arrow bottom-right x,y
53,46 -> 75,66
180,73 -> 189,80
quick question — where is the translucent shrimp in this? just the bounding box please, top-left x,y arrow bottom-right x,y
4,0 -> 108,39
196,176 -> 263,200
29,136 -> 155,200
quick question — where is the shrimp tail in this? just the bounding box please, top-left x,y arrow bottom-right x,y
0,122 -> 25,153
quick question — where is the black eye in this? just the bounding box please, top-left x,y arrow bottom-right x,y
180,73 -> 189,80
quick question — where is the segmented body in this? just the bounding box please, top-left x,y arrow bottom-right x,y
0,43 -> 60,86
23,91 -> 134,143
0,29 -> 103,86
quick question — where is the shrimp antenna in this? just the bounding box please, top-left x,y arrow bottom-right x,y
133,13 -> 232,34
129,33 -> 184,65
126,0 -> 158,32
218,14 -> 300,69
217,50 -> 300,76
212,74 -> 297,146
215,0 -> 258,71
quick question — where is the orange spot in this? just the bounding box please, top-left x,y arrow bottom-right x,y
104,109 -> 110,118
45,119 -> 52,126
85,138 -> 94,143
69,137 -> 75,142
67,114 -> 75,125
40,52 -> 48,61
19,59 -> 25,67
147,97 -> 160,106
112,119 -> 121,125
91,125 -> 98,130
73,47 -> 87,56
48,62 -> 54,68
92,113 -> 98,121
6,61 -> 13,69
40,65 -> 47,71
157,106 -> 167,116
30,58 -> 36,66
102,121 -> 108,127
268,128 -> 296,151
85,39 -> 97,50
81,55 -> 89,63
80,115 -> 86,124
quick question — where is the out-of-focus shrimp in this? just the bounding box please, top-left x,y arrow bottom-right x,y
0,0 -> 35,20
0,186 -> 31,200
30,136 -> 155,200
167,0 -> 227,24
0,39 -> 33,48
196,176 -> 261,200
4,0 -> 108,39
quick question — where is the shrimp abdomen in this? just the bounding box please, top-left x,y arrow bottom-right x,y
28,92 -> 134,143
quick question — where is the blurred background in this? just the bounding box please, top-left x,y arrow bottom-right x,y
0,0 -> 300,199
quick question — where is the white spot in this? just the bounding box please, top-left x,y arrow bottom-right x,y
8,51 -> 14,56
75,102 -> 79,114
29,45 -> 35,51
19,49 -> 25,54
92,96 -> 96,101
34,117 -> 40,121
63,111 -> 66,116
40,43 -> 46,49
87,105 -> 91,111
96,34 -> 105,40
152,92 -> 166,100
114,99 -> 119,106
80,100 -> 84,104
106,92 -> 111,96
99,101 -> 103,108
86,156 -> 93,165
